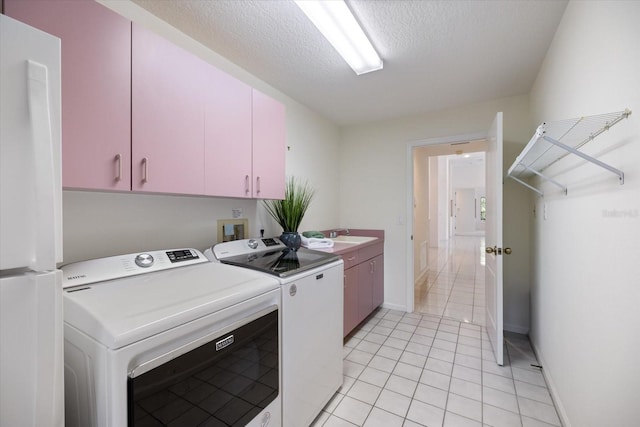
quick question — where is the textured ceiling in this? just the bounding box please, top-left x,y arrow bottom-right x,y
131,0 -> 568,126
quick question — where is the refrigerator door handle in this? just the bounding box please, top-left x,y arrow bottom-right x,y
27,60 -> 58,271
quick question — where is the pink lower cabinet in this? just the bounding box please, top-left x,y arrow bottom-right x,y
251,89 -> 286,199
5,0 -> 131,191
356,261 -> 374,326
343,243 -> 384,337
371,254 -> 384,308
131,24 -> 206,195
343,268 -> 360,336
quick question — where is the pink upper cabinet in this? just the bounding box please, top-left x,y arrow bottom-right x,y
252,89 -> 286,200
204,67 -> 253,198
5,0 -> 132,191
131,24 -> 206,195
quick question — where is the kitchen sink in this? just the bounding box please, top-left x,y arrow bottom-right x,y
330,235 -> 377,244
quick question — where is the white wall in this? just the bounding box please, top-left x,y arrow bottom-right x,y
502,142 -> 532,334
450,158 -> 485,188
428,157 -> 439,246
437,156 -> 449,242
528,2 -> 640,426
62,1 -> 341,264
339,95 -> 532,331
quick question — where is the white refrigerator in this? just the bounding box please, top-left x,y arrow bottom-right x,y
0,14 -> 64,427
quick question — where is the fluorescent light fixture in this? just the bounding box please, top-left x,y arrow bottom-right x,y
294,0 -> 382,75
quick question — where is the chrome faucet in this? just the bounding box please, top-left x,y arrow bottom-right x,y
329,228 -> 350,238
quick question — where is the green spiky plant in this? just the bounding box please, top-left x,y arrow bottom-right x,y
263,177 -> 315,232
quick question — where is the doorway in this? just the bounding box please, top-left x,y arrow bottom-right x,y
405,132 -> 488,319
451,152 -> 486,237
413,150 -> 486,324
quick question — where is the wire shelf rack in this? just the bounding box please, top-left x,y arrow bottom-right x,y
507,109 -> 632,196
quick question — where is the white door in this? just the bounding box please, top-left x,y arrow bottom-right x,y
454,188 -> 476,235
485,112 -> 504,365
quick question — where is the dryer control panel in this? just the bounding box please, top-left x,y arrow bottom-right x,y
61,248 -> 208,289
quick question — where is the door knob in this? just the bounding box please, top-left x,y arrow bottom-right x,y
504,247 -> 512,255
485,246 -> 496,254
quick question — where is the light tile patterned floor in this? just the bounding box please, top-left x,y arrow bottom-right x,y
312,310 -> 562,427
312,235 -> 562,427
415,236 -> 486,325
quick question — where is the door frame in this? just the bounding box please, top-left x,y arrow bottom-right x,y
405,131 -> 487,313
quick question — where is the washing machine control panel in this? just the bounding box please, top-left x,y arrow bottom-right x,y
61,248 -> 208,289
166,249 -> 200,263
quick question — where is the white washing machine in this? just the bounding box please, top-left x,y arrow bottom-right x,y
206,238 -> 344,427
61,248 -> 281,427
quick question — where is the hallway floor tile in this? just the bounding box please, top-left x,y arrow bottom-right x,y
313,310 -> 562,427
415,236 -> 487,325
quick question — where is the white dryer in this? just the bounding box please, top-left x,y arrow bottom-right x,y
61,248 -> 281,427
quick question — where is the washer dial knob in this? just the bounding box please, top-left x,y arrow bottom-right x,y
135,253 -> 154,268
247,239 -> 259,249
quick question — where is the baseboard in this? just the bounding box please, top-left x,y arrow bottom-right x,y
504,323 -> 529,335
529,339 -> 571,427
381,302 -> 406,312
414,268 -> 428,286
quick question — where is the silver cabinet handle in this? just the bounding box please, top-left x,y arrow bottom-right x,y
245,175 -> 250,195
142,157 -> 148,183
256,176 -> 261,195
115,154 -> 122,182
370,261 -> 374,274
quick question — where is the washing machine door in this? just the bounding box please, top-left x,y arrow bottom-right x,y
128,307 -> 279,426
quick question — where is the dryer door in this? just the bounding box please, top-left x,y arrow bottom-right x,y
128,307 -> 278,426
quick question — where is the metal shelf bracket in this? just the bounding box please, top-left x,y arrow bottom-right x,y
506,109 -> 631,196
541,135 -> 624,185
508,175 -> 544,196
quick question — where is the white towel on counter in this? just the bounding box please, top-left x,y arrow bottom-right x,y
301,236 -> 334,249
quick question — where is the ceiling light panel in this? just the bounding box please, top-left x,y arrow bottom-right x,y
294,0 -> 383,75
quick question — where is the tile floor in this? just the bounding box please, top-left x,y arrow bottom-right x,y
311,235 -> 562,427
415,236 -> 486,325
312,310 -> 562,427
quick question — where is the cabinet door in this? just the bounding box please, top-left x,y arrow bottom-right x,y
357,261 -> 374,324
204,68 -> 252,197
344,267 -> 359,337
252,89 -> 285,199
132,24 -> 206,195
372,254 -> 384,309
6,0 -> 131,191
